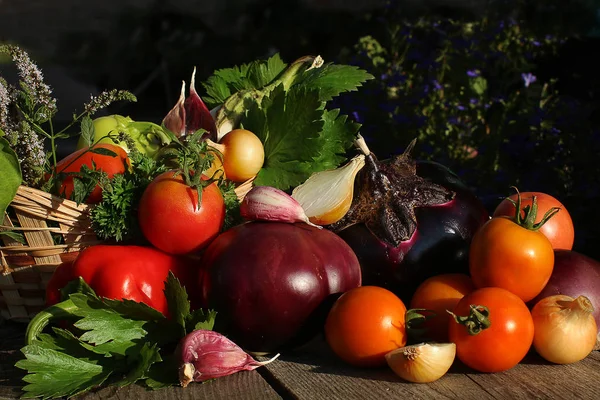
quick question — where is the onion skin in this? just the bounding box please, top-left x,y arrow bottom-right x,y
529,250 -> 600,349
199,222 -> 362,353
337,160 -> 488,304
531,295 -> 597,364
530,250 -> 600,326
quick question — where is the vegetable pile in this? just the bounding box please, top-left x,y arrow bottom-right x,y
1,45 -> 599,398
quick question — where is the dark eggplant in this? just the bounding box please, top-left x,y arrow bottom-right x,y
330,137 -> 489,303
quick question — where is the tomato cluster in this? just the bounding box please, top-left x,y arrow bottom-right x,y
324,190 -> 582,378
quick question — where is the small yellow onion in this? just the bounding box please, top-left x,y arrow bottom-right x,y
385,342 -> 456,383
531,294 -> 597,365
206,129 -> 264,183
291,154 -> 365,225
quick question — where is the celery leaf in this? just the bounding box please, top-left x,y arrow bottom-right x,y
242,84 -> 324,191
296,63 -> 375,101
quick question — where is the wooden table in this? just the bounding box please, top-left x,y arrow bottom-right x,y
2,319 -> 600,400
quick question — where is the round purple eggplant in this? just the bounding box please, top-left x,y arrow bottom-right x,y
330,138 -> 489,304
199,221 -> 362,353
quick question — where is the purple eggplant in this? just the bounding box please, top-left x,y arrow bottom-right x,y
330,136 -> 489,303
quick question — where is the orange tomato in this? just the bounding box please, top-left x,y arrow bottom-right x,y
469,216 -> 554,302
409,273 -> 475,342
493,192 -> 574,250
53,143 -> 129,204
324,286 -> 407,367
448,287 -> 534,373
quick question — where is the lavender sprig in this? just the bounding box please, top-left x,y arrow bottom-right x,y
0,78 -> 12,129
0,45 -> 136,188
13,120 -> 46,186
84,89 -> 137,114
0,44 -> 57,121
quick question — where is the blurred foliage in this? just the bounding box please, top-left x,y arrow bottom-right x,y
334,0 -> 600,257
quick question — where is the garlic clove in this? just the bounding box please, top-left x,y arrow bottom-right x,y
385,342 -> 456,383
185,67 -> 218,141
162,81 -> 187,137
291,155 -> 365,225
240,186 -> 321,228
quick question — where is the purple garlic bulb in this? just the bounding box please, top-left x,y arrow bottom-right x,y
177,329 -> 279,387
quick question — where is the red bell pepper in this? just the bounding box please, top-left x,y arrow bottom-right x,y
45,245 -> 196,316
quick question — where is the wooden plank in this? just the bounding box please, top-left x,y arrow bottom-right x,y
0,321 -> 281,400
259,336 -> 600,400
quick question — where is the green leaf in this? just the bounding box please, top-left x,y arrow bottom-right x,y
89,147 -> 118,157
0,136 -> 22,217
246,53 -> 288,89
470,76 -> 488,95
201,53 -> 287,107
243,85 -> 325,191
297,63 -> 375,102
101,297 -> 166,322
60,277 -> 98,302
16,344 -> 112,399
187,308 -> 217,332
34,328 -> 103,360
313,109 -> 361,170
164,272 -> 190,335
69,294 -> 148,346
114,343 -> 162,387
80,115 -> 95,147
0,230 -> 26,244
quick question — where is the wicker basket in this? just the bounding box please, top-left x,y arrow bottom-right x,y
0,186 -> 102,322
0,178 -> 255,322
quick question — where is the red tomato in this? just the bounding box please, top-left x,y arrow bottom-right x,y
53,143 -> 129,204
409,273 -> 475,342
448,287 -> 534,373
324,286 -> 407,367
469,215 -> 554,302
138,171 -> 225,255
493,192 -> 574,250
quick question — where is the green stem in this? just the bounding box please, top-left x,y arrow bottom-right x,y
55,112 -> 87,137
26,298 -> 78,344
49,118 -> 57,169
507,187 -> 561,231
447,304 -> 491,336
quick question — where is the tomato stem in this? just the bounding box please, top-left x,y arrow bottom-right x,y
405,308 -> 436,343
506,187 -> 561,231
447,304 -> 491,336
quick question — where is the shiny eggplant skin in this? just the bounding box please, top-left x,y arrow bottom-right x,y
337,160 -> 489,304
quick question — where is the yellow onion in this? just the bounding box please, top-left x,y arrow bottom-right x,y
385,342 -> 456,383
531,295 -> 597,364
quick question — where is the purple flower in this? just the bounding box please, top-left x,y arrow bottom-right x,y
521,73 -> 537,88
456,104 -> 466,111
467,70 -> 480,78
351,111 -> 363,123
469,98 -> 478,105
433,80 -> 442,91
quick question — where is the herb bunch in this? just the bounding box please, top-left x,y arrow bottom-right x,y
17,273 -> 216,399
0,44 -> 136,188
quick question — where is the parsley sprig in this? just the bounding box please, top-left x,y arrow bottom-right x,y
16,273 -> 216,399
